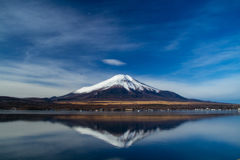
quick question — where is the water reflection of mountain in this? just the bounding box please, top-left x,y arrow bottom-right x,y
71,120 -> 186,148
74,126 -> 157,148
0,113 -> 228,148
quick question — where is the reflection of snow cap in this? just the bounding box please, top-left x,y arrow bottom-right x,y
73,126 -> 160,148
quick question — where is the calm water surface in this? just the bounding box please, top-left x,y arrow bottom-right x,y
0,110 -> 239,160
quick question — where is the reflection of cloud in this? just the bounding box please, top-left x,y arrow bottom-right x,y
146,116 -> 240,147
102,59 -> 126,66
1,115 -> 239,159
0,120 -> 99,160
106,158 -> 124,160
74,126 -> 159,148
0,121 -> 69,139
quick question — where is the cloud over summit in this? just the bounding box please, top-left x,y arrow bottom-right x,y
102,59 -> 126,66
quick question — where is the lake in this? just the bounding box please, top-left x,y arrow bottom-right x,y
0,110 -> 240,160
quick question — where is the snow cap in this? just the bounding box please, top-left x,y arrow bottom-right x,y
73,74 -> 160,94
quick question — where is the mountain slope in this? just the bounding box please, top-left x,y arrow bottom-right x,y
54,74 -> 189,101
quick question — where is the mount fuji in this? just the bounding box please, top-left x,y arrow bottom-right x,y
54,74 -> 192,101
74,74 -> 160,94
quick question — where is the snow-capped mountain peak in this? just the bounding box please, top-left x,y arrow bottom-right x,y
73,74 -> 160,94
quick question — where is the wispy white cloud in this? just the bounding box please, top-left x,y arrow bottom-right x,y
137,74 -> 240,103
0,60 -> 113,97
102,59 -> 126,66
0,80 -> 70,98
164,31 -> 189,51
184,46 -> 240,68
164,40 -> 180,51
1,58 -> 239,103
171,37 -> 240,78
0,0 -> 140,61
1,0 -> 239,104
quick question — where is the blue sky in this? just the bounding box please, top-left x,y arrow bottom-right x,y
0,0 -> 240,103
